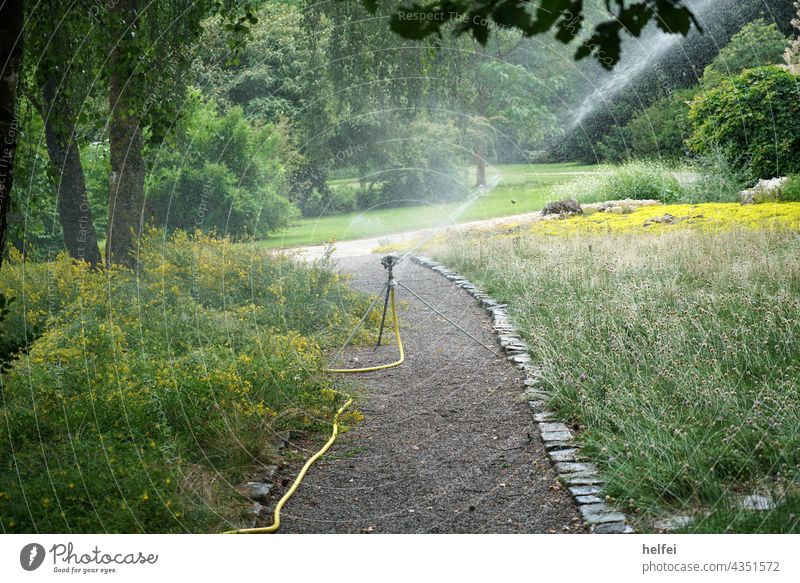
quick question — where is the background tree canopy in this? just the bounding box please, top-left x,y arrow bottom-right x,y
1,0 -> 798,264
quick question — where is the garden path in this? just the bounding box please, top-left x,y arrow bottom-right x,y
275,255 -> 582,533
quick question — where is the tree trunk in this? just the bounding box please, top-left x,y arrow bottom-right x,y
473,44 -> 488,188
41,77 -> 103,267
106,0 -> 145,268
0,0 -> 24,269
474,146 -> 487,188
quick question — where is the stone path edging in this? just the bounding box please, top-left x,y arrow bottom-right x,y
410,254 -> 633,534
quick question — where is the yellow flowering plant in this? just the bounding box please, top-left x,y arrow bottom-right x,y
0,230 -> 374,533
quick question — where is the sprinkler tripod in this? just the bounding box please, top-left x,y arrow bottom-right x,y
374,253 -> 399,349
329,253 -> 501,372
324,254 -> 406,374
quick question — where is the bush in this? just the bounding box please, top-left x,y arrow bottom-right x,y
362,118 -> 469,209
680,147 -> 749,203
597,88 -> 697,163
555,161 -> 682,204
0,231 -> 373,532
700,19 -> 790,88
782,175 -> 800,202
146,92 -> 299,239
688,66 -> 800,180
299,184 -> 358,217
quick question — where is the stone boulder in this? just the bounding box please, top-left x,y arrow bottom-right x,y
740,177 -> 788,205
542,199 -> 583,216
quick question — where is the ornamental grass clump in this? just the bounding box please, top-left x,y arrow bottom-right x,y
434,224 -> 800,533
553,160 -> 682,205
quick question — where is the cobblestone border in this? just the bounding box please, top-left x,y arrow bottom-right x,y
238,431 -> 290,526
410,254 -> 633,534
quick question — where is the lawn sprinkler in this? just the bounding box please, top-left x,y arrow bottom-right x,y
375,254 -> 400,349
325,253 -> 500,373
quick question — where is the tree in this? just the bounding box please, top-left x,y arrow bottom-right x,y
701,19 -> 790,88
358,0 -> 700,69
0,0 -> 24,269
597,87 -> 697,162
22,4 -> 104,266
468,36 -> 561,184
102,1 -> 259,267
786,1 -> 800,75
688,65 -> 800,180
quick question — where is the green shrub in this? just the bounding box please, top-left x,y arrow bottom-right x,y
680,147 -> 749,203
0,231 -> 373,533
688,65 -> 800,180
782,175 -> 800,202
0,293 -> 19,371
555,161 -> 682,204
597,88 -> 697,163
700,19 -> 790,88
364,118 -> 468,209
300,184 -> 358,217
146,91 -> 299,238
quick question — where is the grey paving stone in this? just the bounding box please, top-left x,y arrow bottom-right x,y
561,473 -> 604,486
543,440 -> 574,451
556,461 -> 598,474
579,503 -> 626,525
240,482 -> 274,503
569,485 -> 602,496
540,430 -> 573,442
539,422 -> 570,433
261,465 -> 278,482
547,448 -> 577,462
575,495 -> 603,505
593,521 -> 628,534
653,515 -> 694,531
527,400 -> 545,411
740,494 -> 774,511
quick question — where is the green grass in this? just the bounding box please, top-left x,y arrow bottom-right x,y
264,163 -> 597,249
432,226 -> 800,533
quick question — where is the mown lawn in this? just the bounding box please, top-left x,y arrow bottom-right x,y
263,163 -> 597,249
429,203 -> 800,533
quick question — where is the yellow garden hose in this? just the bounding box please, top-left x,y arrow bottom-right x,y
223,397 -> 353,534
225,287 -> 403,533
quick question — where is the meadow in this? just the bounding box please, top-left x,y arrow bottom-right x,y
430,204 -> 800,533
0,232 -> 372,533
263,163 -> 597,249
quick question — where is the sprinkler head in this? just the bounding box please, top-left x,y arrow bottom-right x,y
381,254 -> 400,270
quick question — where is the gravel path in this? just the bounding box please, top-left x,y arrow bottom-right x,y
276,255 -> 583,533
